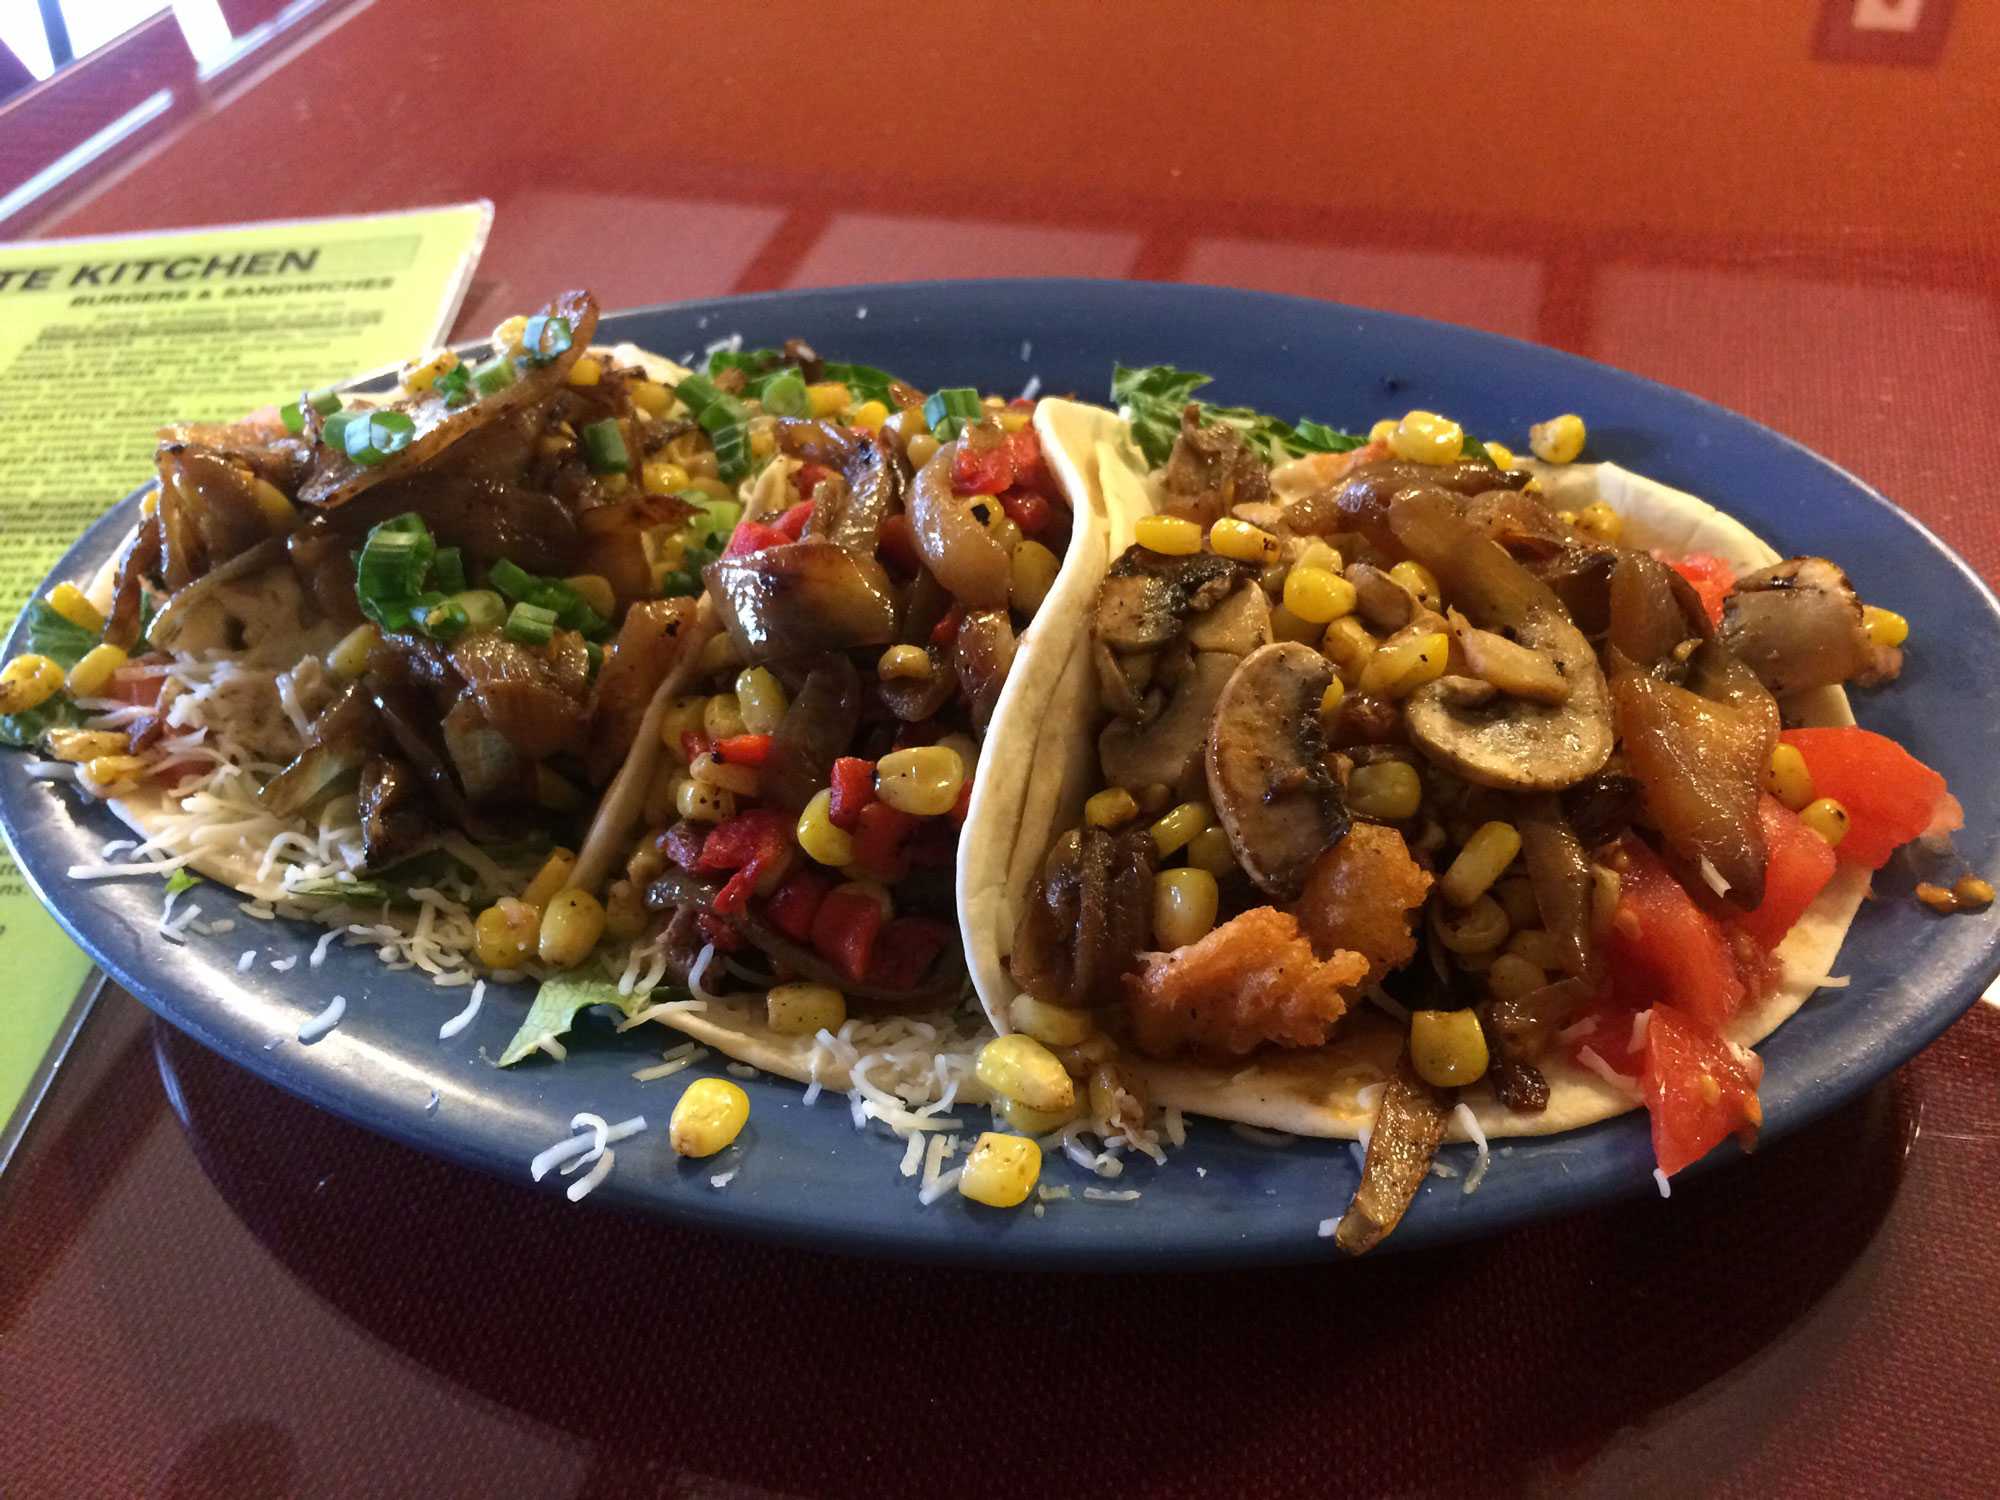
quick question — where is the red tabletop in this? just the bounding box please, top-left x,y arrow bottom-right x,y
3,3 -> 1998,1495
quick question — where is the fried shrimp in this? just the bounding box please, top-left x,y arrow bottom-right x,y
1291,822 -> 1433,982
1125,907 -> 1368,1058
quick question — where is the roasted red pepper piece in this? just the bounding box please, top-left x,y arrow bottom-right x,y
997,487 -> 1051,534
810,885 -> 885,983
950,776 -> 973,826
773,501 -> 814,541
867,917 -> 952,989
828,757 -> 876,831
660,819 -> 709,871
793,461 -> 832,498
715,733 -> 774,767
1005,425 -> 1050,495
680,730 -> 709,765
722,520 -> 793,558
697,809 -> 795,916
849,799 -> 919,881
929,605 -> 964,648
697,913 -> 742,951
906,815 -> 958,868
951,431 -> 1014,495
877,512 -> 922,576
764,867 -> 833,941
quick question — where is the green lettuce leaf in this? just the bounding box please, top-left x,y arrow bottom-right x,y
1109,363 -> 1367,468
496,968 -> 667,1067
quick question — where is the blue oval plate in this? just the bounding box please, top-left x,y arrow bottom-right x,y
6,280 -> 1998,1267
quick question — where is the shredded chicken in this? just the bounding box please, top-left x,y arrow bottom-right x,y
1125,907 -> 1368,1058
1290,823 -> 1432,983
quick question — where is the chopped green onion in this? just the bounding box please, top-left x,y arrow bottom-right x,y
581,419 -> 629,475
320,411 -> 355,450
923,387 -> 984,442
696,395 -> 753,483
344,410 -> 418,467
433,363 -> 474,408
584,641 -> 604,678
282,388 -> 342,432
521,314 -> 573,366
759,370 -> 809,418
673,374 -> 722,414
489,558 -> 537,601
684,494 -> 741,551
505,601 -> 558,647
423,600 -> 471,641
820,361 -> 903,406
280,402 -> 305,435
354,513 -> 437,630
660,568 -> 701,598
448,589 -> 508,632
309,390 -> 343,416
428,546 -> 465,595
471,356 -> 517,397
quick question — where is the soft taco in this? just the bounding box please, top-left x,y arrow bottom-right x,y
963,378 -> 1968,1249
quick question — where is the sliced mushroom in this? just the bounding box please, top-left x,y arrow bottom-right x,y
1334,1052 -> 1450,1256
1347,563 -> 1417,631
358,754 -> 437,869
954,608 -> 1017,731
776,417 -> 902,557
1100,651 -> 1235,796
1607,551 -> 1708,671
1448,608 -> 1570,704
1517,798 -> 1595,979
762,656 -> 861,813
1389,490 -> 1613,792
1010,826 -> 1156,1010
1719,556 -> 1878,698
1204,642 -> 1350,900
704,539 -> 898,664
1287,457 -> 1530,545
1184,580 -> 1273,654
1093,548 -> 1245,652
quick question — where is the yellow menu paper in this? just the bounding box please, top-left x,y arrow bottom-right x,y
0,202 -> 491,1137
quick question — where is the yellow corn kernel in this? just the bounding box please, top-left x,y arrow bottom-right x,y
849,399 -> 890,433
690,751 -> 759,797
796,788 -> 855,866
520,849 -> 578,910
1266,604 -> 1320,645
959,1132 -> 1041,1208
1529,412 -> 1586,464
702,692 -> 746,742
562,574 -> 615,618
748,424 -> 776,462
1486,952 -> 1548,1002
564,355 -> 602,388
767,982 -> 847,1037
1862,605 -> 1909,649
46,729 -> 129,763
1368,418 -> 1398,446
45,582 -> 104,634
1386,560 -> 1441,610
400,347 -> 459,395
1347,760 -> 1423,820
1591,863 -> 1623,938
1319,677 -> 1348,721
640,459 -> 690,496
670,1077 -> 749,1157
1186,825 -> 1236,876
877,645 -> 933,681
1208,518 -> 1281,565
490,315 -> 528,355
1322,618 -> 1379,687
806,381 -> 852,418
1085,787 -> 1139,829
628,378 -> 672,417
1359,630 -> 1450,697
604,878 -> 647,941
537,889 -> 606,968
1764,743 -> 1815,812
1000,1095 -> 1084,1133
1153,867 -> 1220,948
676,779 -> 735,824
0,654 -> 65,714
733,667 -> 788,733
1493,876 -> 1541,930
876,744 -> 966,817
1484,440 -> 1517,469
1389,410 -> 1464,465
474,898 -> 541,969
1433,894 -> 1511,954
1135,514 -> 1203,556
905,431 -> 942,469
1282,565 -> 1358,624
1008,992 -> 1095,1047
65,643 -> 127,698
668,429 -> 714,468
1010,539 -> 1060,615
1409,1008 -> 1490,1087
83,754 -> 147,789
1295,541 -> 1344,574
326,623 -> 379,680
140,487 -> 160,516
644,764 -> 687,827
1440,821 -> 1523,907
536,765 -> 585,812
1087,1061 -> 1148,1135
1055,1034 -> 1116,1079
1574,501 -> 1624,543
1151,800 -> 1211,858
1505,928 -> 1566,973
659,695 -> 709,758
991,407 -> 1028,435
1799,796 -> 1850,847
698,630 -> 742,675
975,1034 -> 1076,1111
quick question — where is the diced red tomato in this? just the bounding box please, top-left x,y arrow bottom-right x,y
722,520 -> 793,558
849,799 -> 919,881
1640,1003 -> 1764,1176
104,668 -> 163,708
877,513 -> 922,575
1733,796 -> 1837,949
951,433 -> 1014,495
828,757 -> 875,831
997,487 -> 1051,534
1559,988 -> 1641,1076
1661,551 -> 1735,626
810,885 -> 885,983
1779,727 -> 1961,870
764,868 -> 832,942
696,809 -> 795,916
867,917 -> 952,989
793,461 -> 832,498
773,501 -> 814,541
929,605 -> 964,648
1605,837 -> 1745,1032
715,733 -> 773,767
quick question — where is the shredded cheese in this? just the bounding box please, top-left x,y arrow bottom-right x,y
296,993 -> 346,1043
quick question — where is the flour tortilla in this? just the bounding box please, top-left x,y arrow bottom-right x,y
999,415 -> 1871,1142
